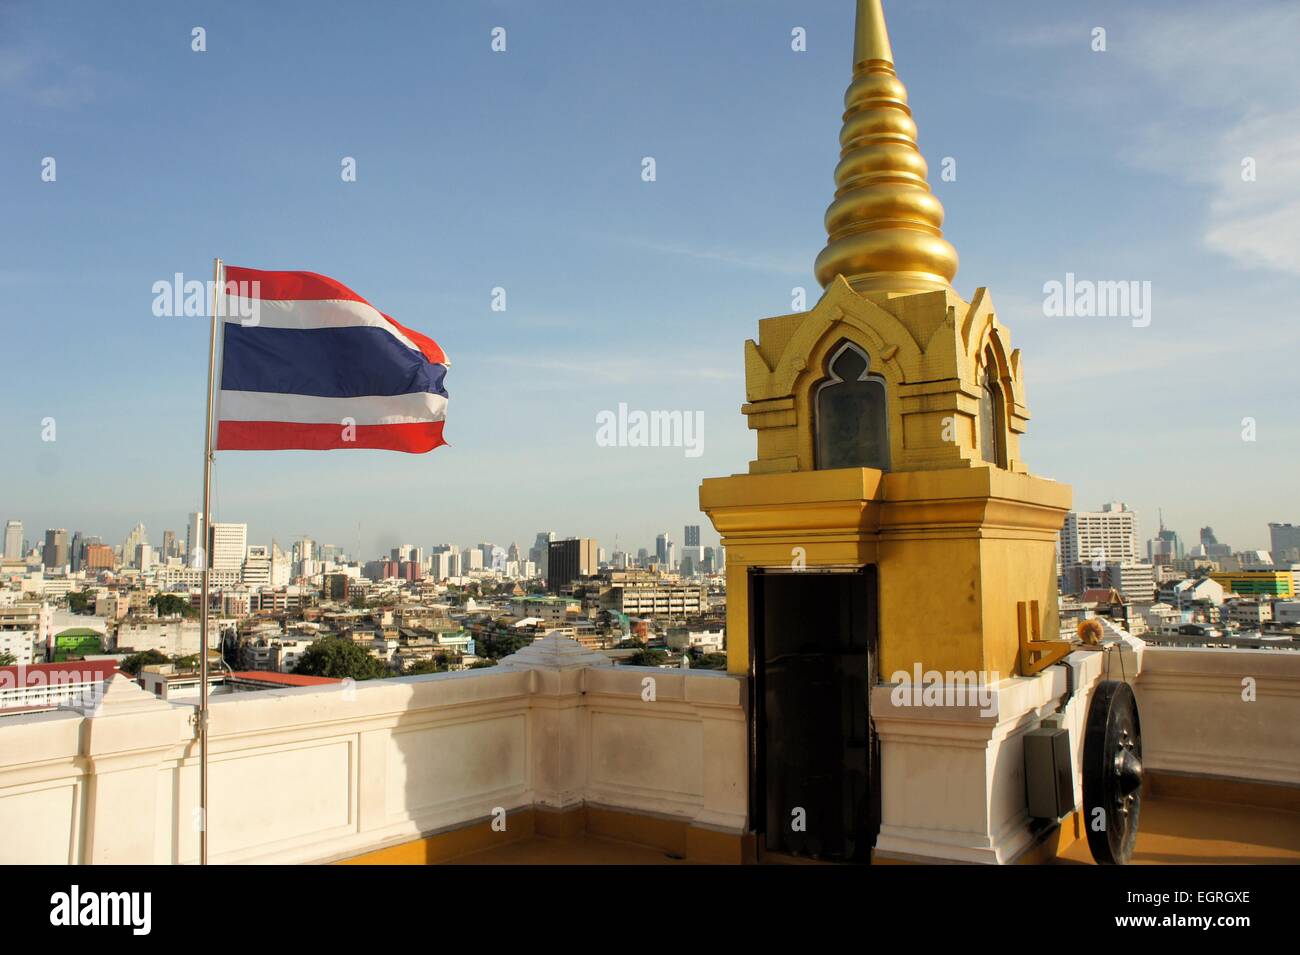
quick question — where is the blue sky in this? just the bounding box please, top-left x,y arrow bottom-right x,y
1,0 -> 1297,558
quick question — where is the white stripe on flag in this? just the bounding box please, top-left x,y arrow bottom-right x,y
222,297 -> 425,356
218,390 -> 447,426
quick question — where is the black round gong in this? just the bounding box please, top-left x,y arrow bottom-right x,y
1082,679 -> 1143,865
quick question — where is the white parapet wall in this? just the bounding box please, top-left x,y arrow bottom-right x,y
870,637 -> 1144,864
872,638 -> 1300,863
0,636 -> 747,865
1135,645 -> 1300,787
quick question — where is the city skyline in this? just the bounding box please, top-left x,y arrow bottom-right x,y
0,511 -> 720,566
2,496 -> 1289,563
4,0 -> 1299,552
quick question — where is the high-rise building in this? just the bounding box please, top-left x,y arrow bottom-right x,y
1058,503 -> 1138,567
324,573 -> 350,601
293,538 -> 315,566
135,543 -> 156,572
162,530 -> 177,560
83,543 -> 114,572
243,545 -> 271,586
42,529 -> 69,570
547,538 -> 597,591
271,545 -> 292,587
69,531 -> 84,572
1144,510 -> 1183,566
655,532 -> 672,567
123,524 -> 148,567
186,512 -> 204,565
429,550 -> 455,581
529,532 -> 556,577
478,544 -> 506,573
1269,523 -> 1300,564
3,521 -> 22,560
211,523 -> 248,572
1192,526 -> 1231,559
683,524 -> 705,568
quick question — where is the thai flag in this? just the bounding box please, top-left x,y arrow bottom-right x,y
215,267 -> 448,453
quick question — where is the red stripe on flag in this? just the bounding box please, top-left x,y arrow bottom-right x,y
217,420 -> 446,454
224,267 -> 368,303
223,266 -> 449,366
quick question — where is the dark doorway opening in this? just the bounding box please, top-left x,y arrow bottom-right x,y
749,566 -> 879,863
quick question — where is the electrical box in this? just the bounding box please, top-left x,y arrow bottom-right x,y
1024,715 -> 1075,819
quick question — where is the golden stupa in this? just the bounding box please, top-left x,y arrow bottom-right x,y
701,0 -> 1072,682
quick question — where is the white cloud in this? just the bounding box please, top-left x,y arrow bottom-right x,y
1119,2 -> 1300,277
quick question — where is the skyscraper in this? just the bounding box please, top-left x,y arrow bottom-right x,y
655,532 -> 672,567
123,523 -> 147,568
2,522 -> 20,561
211,523 -> 249,571
683,524 -> 704,568
42,529 -> 69,569
1148,513 -> 1183,566
294,537 -> 316,565
1269,523 -> 1300,564
1058,503 -> 1139,566
243,545 -> 271,586
2,521 -> 21,560
547,538 -> 597,591
186,512 -> 203,565
529,531 -> 556,577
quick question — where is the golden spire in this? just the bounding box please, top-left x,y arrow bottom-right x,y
814,0 -> 958,293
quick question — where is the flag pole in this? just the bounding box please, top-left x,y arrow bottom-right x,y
200,256 -> 223,866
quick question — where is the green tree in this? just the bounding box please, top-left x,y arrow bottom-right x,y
625,648 -> 669,667
468,659 -> 498,669
293,637 -> 389,681
0,651 -> 16,666
694,652 -> 728,670
403,656 -> 448,675
66,590 -> 95,615
149,593 -> 196,618
119,650 -> 169,676
476,629 -> 534,660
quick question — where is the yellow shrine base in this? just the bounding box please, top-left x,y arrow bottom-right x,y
700,464 -> 1071,679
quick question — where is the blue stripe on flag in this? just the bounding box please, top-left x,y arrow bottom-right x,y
221,325 -> 448,399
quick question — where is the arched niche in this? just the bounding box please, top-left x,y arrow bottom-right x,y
814,341 -> 890,471
978,345 -> 1007,468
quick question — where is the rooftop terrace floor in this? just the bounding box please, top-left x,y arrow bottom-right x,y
443,797 -> 1300,865
1057,796 -> 1300,866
